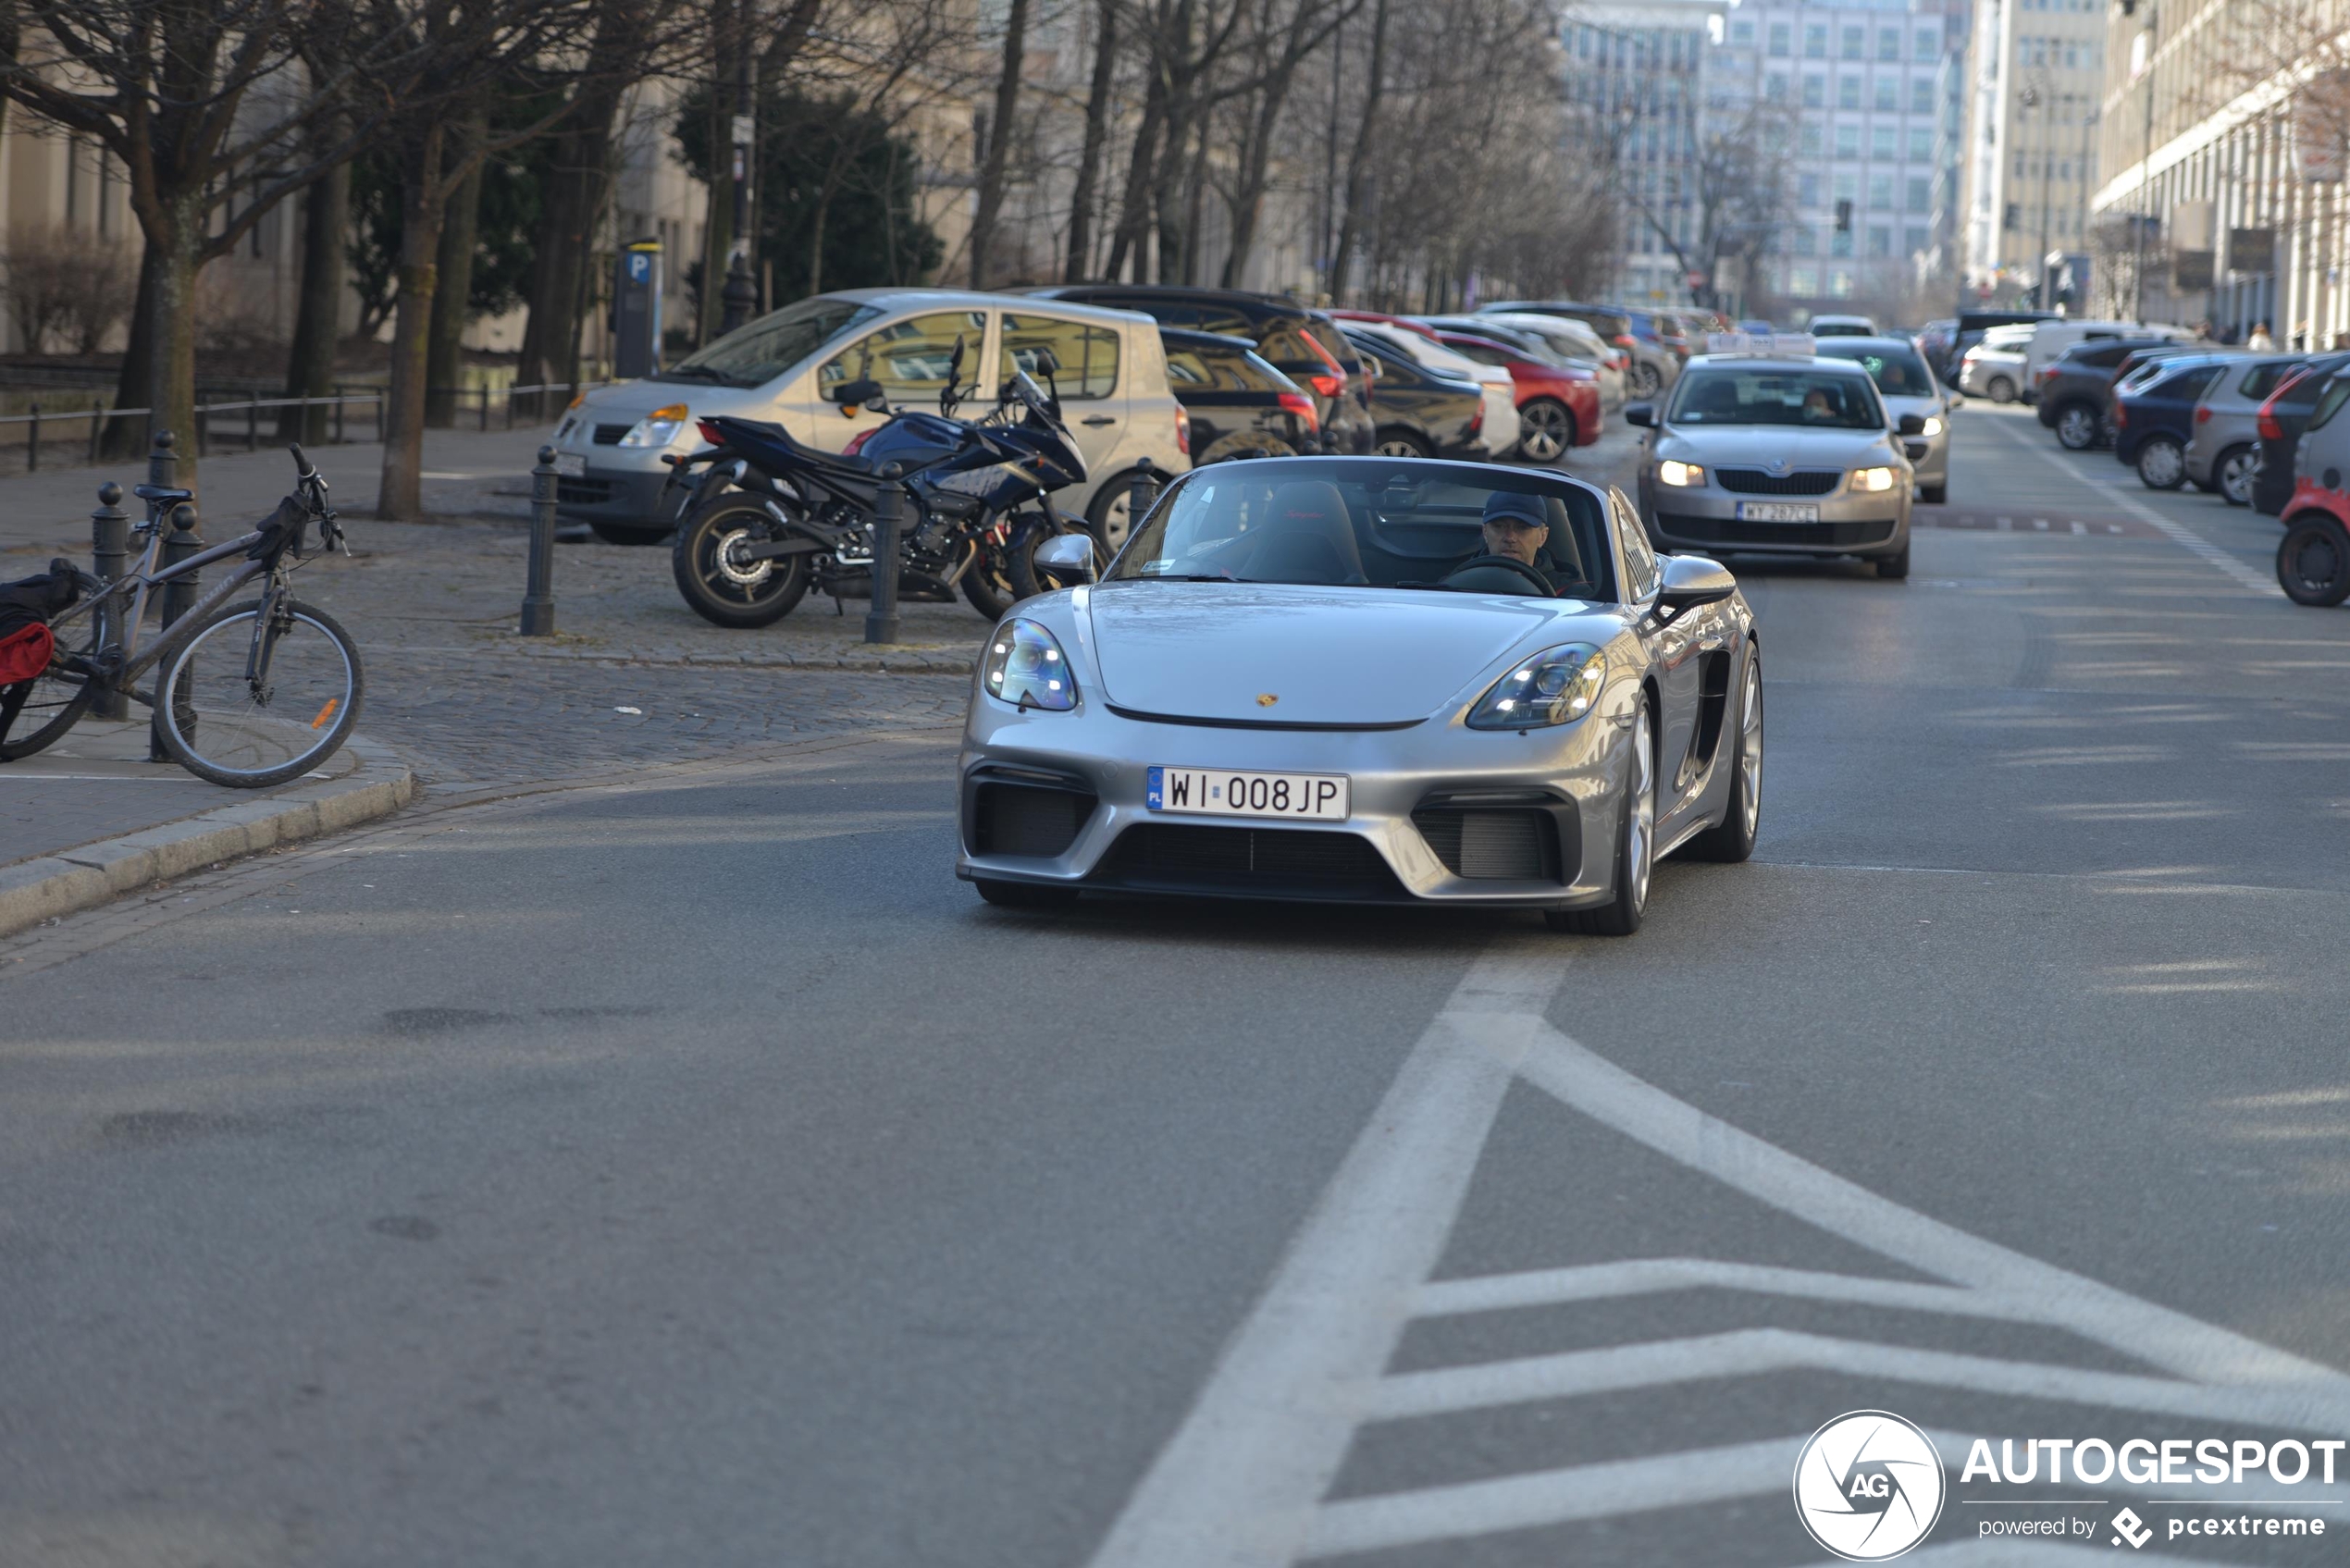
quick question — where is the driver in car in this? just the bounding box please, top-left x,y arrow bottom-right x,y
1469,491 -> 1569,593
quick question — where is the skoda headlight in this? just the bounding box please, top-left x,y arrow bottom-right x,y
983,618 -> 1078,711
1921,414 -> 1945,438
618,403 -> 690,448
1467,644 -> 1606,730
1851,465 -> 1899,493
1658,459 -> 1706,488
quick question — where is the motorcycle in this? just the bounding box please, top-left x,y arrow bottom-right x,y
663,343 -> 1093,629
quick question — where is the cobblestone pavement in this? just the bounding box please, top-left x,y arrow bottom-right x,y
0,427 -> 981,790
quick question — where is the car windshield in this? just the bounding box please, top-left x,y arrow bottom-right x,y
1667,367 -> 1885,428
1108,459 -> 1617,600
655,297 -> 882,387
1815,343 -> 1936,396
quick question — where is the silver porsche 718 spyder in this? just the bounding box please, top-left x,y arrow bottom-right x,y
954,457 -> 1762,934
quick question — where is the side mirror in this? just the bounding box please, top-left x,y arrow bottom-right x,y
1948,394 -> 1965,410
832,377 -> 885,412
1034,531 -> 1098,584
1625,402 -> 1656,428
1654,553 -> 1736,616
1897,413 -> 1928,436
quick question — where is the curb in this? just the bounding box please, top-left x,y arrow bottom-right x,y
503,644 -> 978,675
0,735 -> 417,941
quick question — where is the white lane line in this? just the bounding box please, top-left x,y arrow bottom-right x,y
1413,1258 -> 2006,1320
1509,1022 -> 2348,1389
1986,420 -> 2282,598
1083,946 -> 1567,1568
1363,1327 -> 2344,1429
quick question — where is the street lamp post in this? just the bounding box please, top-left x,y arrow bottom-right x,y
719,0 -> 758,333
2125,0 -> 2159,324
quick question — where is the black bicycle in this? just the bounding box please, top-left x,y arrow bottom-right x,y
0,445 -> 364,787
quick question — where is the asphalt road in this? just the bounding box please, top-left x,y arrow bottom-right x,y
6,406 -> 2350,1567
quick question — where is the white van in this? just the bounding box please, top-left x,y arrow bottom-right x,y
2022,320 -> 2195,392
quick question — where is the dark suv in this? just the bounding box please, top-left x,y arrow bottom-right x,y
2035,338 -> 2173,450
1156,329 -> 1322,463
1020,285 -> 1375,454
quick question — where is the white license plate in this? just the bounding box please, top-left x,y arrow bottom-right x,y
553,452 -> 587,477
1735,500 -> 1820,523
1148,766 -> 1349,821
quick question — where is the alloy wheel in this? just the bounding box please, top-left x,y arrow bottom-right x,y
1738,666 -> 1763,838
1627,704 -> 1655,912
2057,407 -> 2097,450
1518,401 -> 1571,463
2139,439 -> 2185,490
2219,448 -> 2257,505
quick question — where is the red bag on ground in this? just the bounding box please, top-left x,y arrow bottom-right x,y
0,620 -> 55,685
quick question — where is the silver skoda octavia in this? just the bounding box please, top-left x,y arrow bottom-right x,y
955,457 -> 1762,935
1630,337 -> 1922,579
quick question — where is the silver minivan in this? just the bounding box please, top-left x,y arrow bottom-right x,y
554,289 -> 1190,544
2184,356 -> 2303,505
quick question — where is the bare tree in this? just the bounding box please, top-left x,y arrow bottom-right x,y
970,0 -> 1033,285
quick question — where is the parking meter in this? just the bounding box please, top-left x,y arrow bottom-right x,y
614,239 -> 662,379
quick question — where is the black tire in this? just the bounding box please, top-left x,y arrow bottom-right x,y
2136,436 -> 2186,490
1517,399 -> 1578,463
2054,403 -> 2099,450
1630,363 -> 1664,399
1919,483 -> 1948,505
1685,646 -> 1762,863
1374,427 -> 1432,459
1875,537 -> 1911,579
1086,471 -> 1166,554
961,538 -> 1018,620
1197,432 -> 1297,464
2278,513 -> 2350,606
974,877 -> 1079,909
671,494 -> 811,628
152,599 -> 365,788
588,521 -> 673,546
1547,699 -> 1653,936
1986,376 -> 2017,404
2215,444 -> 2257,507
0,613 -> 100,762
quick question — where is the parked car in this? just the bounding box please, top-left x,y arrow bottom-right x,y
1337,327 -> 1488,458
1018,285 -> 1375,455
1916,318 -> 1957,371
1943,309 -> 2059,387
2276,376 -> 2350,602
1426,314 -> 1620,417
1634,308 -> 1693,360
1331,313 -> 1522,456
2022,319 -> 2189,388
2253,355 -> 2350,514
1813,336 -> 1956,503
2033,337 -> 2174,449
552,288 -> 1189,545
1810,314 -> 1879,338
1427,327 -> 1603,462
1958,323 -> 2036,402
1156,329 -> 1321,464
2113,356 -> 2232,488
1480,300 -> 1671,397
1617,308 -> 1689,391
1473,310 -> 1628,409
2183,356 -> 2305,504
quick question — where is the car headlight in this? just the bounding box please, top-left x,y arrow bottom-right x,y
1467,644 -> 1607,730
983,618 -> 1077,711
617,403 -> 689,448
1921,415 -> 1945,438
1851,465 -> 1899,493
1658,459 -> 1706,488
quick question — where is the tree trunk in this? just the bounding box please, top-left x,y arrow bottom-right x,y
969,0 -> 1032,288
1104,56 -> 1167,283
426,112 -> 489,427
519,109 -> 619,395
143,198 -> 203,492
1330,0 -> 1389,301
1063,0 -> 1118,282
379,124 -> 449,522
697,59 -> 731,345
105,237 -> 163,459
1220,63 -> 1302,288
281,158 -> 350,443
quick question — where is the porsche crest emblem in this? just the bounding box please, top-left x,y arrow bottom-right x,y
1257,693 -> 1279,707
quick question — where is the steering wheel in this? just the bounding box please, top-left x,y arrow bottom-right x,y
1440,553 -> 1552,596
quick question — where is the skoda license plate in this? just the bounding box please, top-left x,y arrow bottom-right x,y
1148,766 -> 1349,821
1735,500 -> 1819,523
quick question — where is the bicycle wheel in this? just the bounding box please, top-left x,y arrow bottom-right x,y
152,598 -> 365,787
0,613 -> 101,762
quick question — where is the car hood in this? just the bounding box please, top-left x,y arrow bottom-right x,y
1080,582 -> 1609,724
574,377 -> 783,422
1881,393 -> 1943,420
1656,425 -> 1895,465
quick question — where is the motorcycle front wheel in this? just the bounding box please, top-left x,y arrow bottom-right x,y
961,535 -> 1020,620
672,495 -> 812,628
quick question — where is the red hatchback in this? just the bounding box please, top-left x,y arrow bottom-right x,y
1427,329 -> 1602,463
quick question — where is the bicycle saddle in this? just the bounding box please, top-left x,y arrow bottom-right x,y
133,484 -> 192,505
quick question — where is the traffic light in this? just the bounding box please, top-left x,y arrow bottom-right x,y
1835,200 -> 1852,233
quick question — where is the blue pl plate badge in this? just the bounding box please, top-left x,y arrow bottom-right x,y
1146,766 -> 1163,809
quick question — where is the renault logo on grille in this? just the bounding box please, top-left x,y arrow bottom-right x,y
1257,693 -> 1280,707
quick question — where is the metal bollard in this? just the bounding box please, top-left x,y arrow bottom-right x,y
520,444 -> 559,636
148,502 -> 204,761
90,482 -> 130,720
28,400 -> 40,471
148,428 -> 178,491
1125,457 -> 1158,537
864,468 -> 905,645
